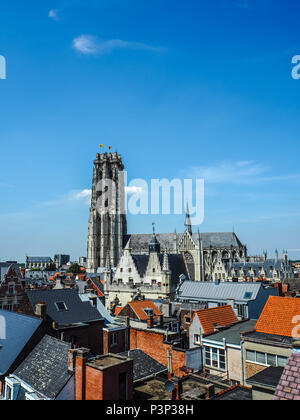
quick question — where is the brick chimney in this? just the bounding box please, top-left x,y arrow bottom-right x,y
147,314 -> 154,328
75,348 -> 90,401
68,349 -> 78,373
35,302 -> 47,319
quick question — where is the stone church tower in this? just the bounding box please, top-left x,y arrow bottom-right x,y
87,152 -> 127,272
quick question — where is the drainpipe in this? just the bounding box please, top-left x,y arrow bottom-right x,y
241,336 -> 245,386
223,338 -> 229,381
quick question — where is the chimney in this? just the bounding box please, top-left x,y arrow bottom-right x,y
172,376 -> 183,400
89,296 -> 97,307
68,349 -> 78,373
159,314 -> 164,327
205,384 -> 215,400
75,348 -> 90,401
35,302 -> 47,319
147,314 -> 154,328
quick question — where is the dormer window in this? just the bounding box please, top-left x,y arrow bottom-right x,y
55,302 -> 68,311
143,308 -> 154,317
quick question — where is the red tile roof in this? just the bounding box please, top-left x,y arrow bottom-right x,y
128,300 -> 162,321
192,305 -> 237,335
255,296 -> 300,337
114,306 -> 123,316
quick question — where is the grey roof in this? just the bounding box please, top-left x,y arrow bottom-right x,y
247,366 -> 284,389
79,293 -> 115,325
243,330 -> 294,346
26,257 -> 53,263
203,320 -> 257,345
231,259 -> 293,278
119,349 -> 167,382
0,310 -> 42,375
14,335 -> 72,400
132,253 -> 188,284
177,281 -> 263,303
26,289 -> 103,326
132,255 -> 150,277
212,386 -> 252,400
126,232 -> 243,252
0,263 -> 10,283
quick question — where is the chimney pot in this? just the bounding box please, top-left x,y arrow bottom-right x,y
89,296 -> 97,307
147,314 -> 154,328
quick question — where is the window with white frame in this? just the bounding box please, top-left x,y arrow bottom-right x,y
246,350 -> 288,368
236,304 -> 247,318
204,346 -> 226,370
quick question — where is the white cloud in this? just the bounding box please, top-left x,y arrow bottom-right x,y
188,161 -> 300,185
189,161 -> 269,184
72,35 -> 163,56
125,186 -> 143,195
68,189 -> 92,204
48,9 -> 59,20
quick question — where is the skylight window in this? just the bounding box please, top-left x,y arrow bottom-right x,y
55,301 -> 68,311
243,292 -> 253,299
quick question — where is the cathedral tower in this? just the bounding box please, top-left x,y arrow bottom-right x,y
87,152 -> 127,272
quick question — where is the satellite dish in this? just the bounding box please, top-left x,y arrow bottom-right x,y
165,381 -> 175,392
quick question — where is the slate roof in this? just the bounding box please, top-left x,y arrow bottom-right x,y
132,255 -> 150,277
119,349 -> 167,382
274,348 -> 300,400
177,281 -> 262,303
132,253 -> 188,284
0,310 -> 42,375
230,259 -> 292,278
26,257 -> 53,263
247,366 -> 284,389
79,293 -> 115,325
26,289 -> 103,326
14,335 -> 72,400
193,305 -> 237,335
126,232 -> 243,253
255,296 -> 300,338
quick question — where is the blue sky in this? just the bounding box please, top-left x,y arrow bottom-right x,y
1,0 -> 300,262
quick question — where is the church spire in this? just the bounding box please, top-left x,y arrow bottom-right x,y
185,203 -> 192,234
149,222 -> 161,253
